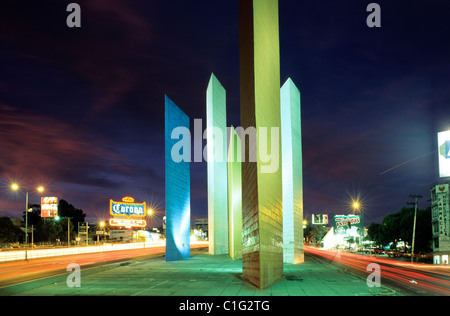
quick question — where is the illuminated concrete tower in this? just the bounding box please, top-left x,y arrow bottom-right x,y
206,74 -> 229,255
239,0 -> 283,288
228,126 -> 243,260
281,78 -> 304,264
165,95 -> 191,261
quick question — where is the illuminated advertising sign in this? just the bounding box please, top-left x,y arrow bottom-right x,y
109,218 -> 147,229
435,184 -> 449,237
109,197 -> 147,229
41,197 -> 58,218
312,214 -> 328,225
110,199 -> 146,217
333,215 -> 363,236
438,130 -> 450,178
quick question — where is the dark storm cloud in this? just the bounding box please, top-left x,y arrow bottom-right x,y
0,0 -> 158,117
0,0 -> 168,218
0,103 -> 129,186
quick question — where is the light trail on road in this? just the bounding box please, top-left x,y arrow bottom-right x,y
305,246 -> 450,296
0,242 -> 208,287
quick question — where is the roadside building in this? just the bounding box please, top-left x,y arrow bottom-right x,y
431,183 -> 450,264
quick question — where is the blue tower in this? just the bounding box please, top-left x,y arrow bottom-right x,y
165,95 -> 191,261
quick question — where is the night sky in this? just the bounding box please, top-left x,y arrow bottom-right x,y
0,0 -> 449,226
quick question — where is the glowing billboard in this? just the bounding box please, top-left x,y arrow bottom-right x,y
438,130 -> 450,178
41,197 -> 58,218
110,199 -> 146,217
333,215 -> 363,236
109,218 -> 147,229
312,214 -> 328,225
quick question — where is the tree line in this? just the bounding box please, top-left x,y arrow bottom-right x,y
367,206 -> 432,254
0,200 -> 86,244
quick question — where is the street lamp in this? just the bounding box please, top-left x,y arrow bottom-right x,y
352,200 -> 363,249
55,216 -> 72,247
352,201 -> 360,213
11,183 -> 45,261
145,207 -> 157,229
98,221 -> 106,244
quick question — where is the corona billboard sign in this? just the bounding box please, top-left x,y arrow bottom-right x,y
109,197 -> 147,229
110,198 -> 146,217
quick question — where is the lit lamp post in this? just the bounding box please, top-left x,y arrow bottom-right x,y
146,207 -> 155,229
352,201 -> 361,216
55,215 -> 72,247
352,201 -> 362,249
11,183 -> 44,261
143,208 -> 155,245
99,221 -> 105,244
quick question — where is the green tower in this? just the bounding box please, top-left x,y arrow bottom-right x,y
228,126 -> 243,260
206,73 -> 229,255
281,78 -> 304,264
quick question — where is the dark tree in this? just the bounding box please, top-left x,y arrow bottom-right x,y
17,200 -> 86,243
58,199 -> 86,232
0,217 -> 23,243
368,207 -> 432,253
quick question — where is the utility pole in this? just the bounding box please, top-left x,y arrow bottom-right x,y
408,194 -> 423,263
67,218 -> 71,247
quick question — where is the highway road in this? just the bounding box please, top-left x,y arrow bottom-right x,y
0,243 -> 208,288
305,246 -> 450,296
2,244 -> 448,296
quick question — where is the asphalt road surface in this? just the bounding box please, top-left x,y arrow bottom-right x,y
0,243 -> 207,288
305,246 -> 450,296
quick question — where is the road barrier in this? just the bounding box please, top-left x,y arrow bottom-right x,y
0,241 -> 208,262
